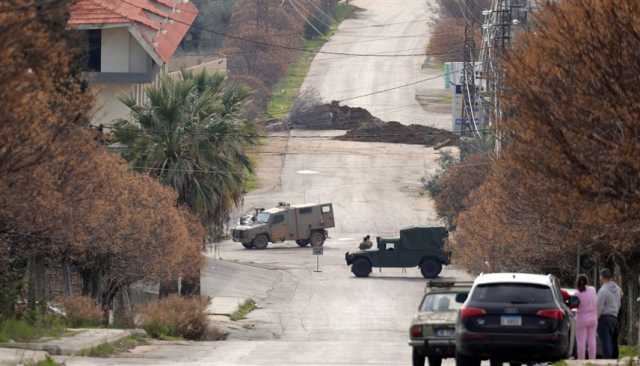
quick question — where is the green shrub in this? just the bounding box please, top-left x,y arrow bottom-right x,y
0,315 -> 66,342
34,356 -> 63,366
79,335 -> 147,357
229,299 -> 256,321
138,295 -> 209,340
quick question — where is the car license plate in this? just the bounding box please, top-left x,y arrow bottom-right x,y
501,315 -> 522,326
436,329 -> 455,337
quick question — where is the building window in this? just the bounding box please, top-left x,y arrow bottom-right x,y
87,29 -> 101,72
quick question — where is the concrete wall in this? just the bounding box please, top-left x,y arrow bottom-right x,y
90,27 -> 156,127
91,83 -> 134,127
101,28 -> 130,72
129,33 -> 152,73
100,28 -> 152,73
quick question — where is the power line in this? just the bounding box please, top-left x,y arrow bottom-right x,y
338,72 -> 448,102
113,0 -> 435,58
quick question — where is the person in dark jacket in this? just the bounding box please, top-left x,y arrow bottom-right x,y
359,235 -> 373,250
597,268 -> 622,359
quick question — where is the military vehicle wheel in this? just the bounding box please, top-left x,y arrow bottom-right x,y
253,235 -> 269,250
351,258 -> 372,278
456,354 -> 480,366
296,240 -> 310,247
310,231 -> 325,247
412,349 -> 425,366
428,356 -> 442,366
420,258 -> 442,279
241,242 -> 254,249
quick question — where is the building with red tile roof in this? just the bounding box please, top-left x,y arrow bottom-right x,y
69,0 -> 198,65
67,0 -> 199,127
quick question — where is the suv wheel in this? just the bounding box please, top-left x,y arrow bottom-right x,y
296,239 -> 310,247
412,349 -> 425,366
420,258 -> 442,279
252,235 -> 269,250
456,354 -> 480,366
351,258 -> 372,278
310,231 -> 325,247
241,242 -> 254,249
428,356 -> 442,366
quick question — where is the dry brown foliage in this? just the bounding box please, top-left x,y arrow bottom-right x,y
57,296 -> 103,327
433,153 -> 491,228
138,295 -> 209,340
450,0 -> 640,283
0,0 -> 205,316
427,17 -> 466,63
224,0 -> 336,114
426,0 -> 488,64
225,1 -> 306,85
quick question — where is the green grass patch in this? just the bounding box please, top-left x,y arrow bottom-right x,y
551,361 -> 568,366
620,345 -> 640,359
230,299 -> 257,321
78,335 -> 148,357
266,3 -> 355,119
32,356 -> 63,366
0,316 -> 66,343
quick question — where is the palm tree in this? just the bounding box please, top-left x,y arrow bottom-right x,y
113,70 -> 256,238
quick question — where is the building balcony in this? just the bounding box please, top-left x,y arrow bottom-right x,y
85,71 -> 155,84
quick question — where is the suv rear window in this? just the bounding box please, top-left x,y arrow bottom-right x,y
470,283 -> 554,304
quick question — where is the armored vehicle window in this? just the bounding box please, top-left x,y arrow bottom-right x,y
272,214 -> 284,224
299,207 -> 312,214
322,205 -> 331,213
421,293 -> 463,312
256,212 -> 270,223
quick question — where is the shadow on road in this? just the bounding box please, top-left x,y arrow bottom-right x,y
349,276 -> 426,282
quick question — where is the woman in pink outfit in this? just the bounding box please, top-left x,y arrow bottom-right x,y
575,274 -> 598,359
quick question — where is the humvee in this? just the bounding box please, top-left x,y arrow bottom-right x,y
231,202 -> 335,249
344,226 -> 450,279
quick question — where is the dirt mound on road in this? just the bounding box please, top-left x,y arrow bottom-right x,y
291,101 -> 458,147
335,121 -> 459,147
290,101 -> 380,130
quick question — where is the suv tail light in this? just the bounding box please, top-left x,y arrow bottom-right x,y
460,306 -> 486,319
537,309 -> 564,320
410,325 -> 423,338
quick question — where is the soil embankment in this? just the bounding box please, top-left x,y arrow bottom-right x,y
290,101 -> 458,148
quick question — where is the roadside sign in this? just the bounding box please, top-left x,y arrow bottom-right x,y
312,246 -> 323,272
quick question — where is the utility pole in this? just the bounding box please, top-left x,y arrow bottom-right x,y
461,20 -> 479,137
478,0 -> 532,155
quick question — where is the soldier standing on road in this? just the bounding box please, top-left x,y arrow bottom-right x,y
359,235 -> 373,250
597,268 -> 623,359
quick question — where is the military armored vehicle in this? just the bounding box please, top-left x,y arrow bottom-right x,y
344,226 -> 450,279
231,202 -> 335,249
409,279 -> 473,366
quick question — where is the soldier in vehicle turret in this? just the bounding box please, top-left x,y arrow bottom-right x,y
359,235 -> 373,250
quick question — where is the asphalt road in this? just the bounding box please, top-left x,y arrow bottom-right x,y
57,1 -> 470,365
300,0 -> 450,128
60,131 -> 468,366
